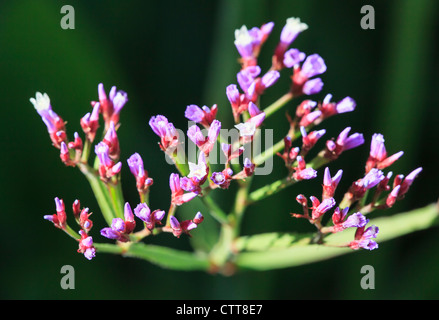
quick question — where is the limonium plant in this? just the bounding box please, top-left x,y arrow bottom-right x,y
31,17 -> 436,274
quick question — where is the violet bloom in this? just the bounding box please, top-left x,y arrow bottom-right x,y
283,48 -> 306,68
169,213 -> 204,238
127,153 -> 153,191
320,94 -> 356,118
185,104 -> 218,128
322,167 -> 343,199
234,22 -> 274,62
149,115 -> 180,151
187,120 -> 221,155
272,17 -> 308,69
311,196 -> 336,220
360,168 -> 385,190
398,167 -> 423,196
134,202 -> 165,231
349,224 -> 379,251
80,102 -> 100,142
30,92 -> 66,147
170,173 -> 198,206
234,112 -> 265,144
95,142 -> 122,180
366,133 -> 404,172
332,208 -> 368,233
326,127 -> 364,159
97,83 -> 128,126
291,54 -> 327,96
211,168 -> 234,189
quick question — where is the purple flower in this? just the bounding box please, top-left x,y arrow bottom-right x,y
97,83 -> 128,126
283,48 -> 306,68
361,168 -> 385,190
350,224 -> 379,251
279,17 -> 308,45
320,94 -> 356,118
185,104 -> 218,128
127,153 -> 145,179
149,115 -> 179,151
301,54 -> 327,78
211,168 -> 233,189
30,92 -> 67,147
322,167 -> 343,199
366,133 -> 404,172
311,197 -> 336,220
335,127 -> 365,151
399,167 -> 423,196
187,120 -> 221,155
302,78 -> 324,95
134,203 -> 165,231
170,173 -> 198,205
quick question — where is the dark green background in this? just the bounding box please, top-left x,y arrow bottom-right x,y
0,0 -> 438,299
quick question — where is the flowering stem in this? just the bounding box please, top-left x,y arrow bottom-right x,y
247,176 -> 295,204
263,92 -> 294,119
80,138 -> 92,164
106,179 -> 125,219
77,163 -> 117,226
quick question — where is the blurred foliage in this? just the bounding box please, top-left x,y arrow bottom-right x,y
0,0 -> 438,299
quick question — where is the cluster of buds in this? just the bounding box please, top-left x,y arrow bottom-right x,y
100,203 -> 137,242
169,212 -> 204,238
44,197 -> 96,260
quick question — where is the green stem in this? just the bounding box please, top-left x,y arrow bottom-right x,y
248,176 -> 294,204
263,92 -> 294,119
77,163 -> 117,226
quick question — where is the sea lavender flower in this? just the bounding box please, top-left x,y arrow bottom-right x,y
170,173 -> 198,205
103,121 -> 120,160
80,102 -> 100,142
181,152 -> 209,194
95,142 -> 122,181
149,115 -> 180,151
169,212 -> 204,238
30,92 -> 66,148
127,153 -> 153,192
234,111 -> 265,144
319,94 -> 356,119
221,143 -> 244,164
301,126 -> 326,154
272,17 -> 308,70
291,54 -> 327,96
322,167 -> 343,199
325,127 -> 365,160
96,83 -> 128,127
397,167 -> 423,197
310,196 -> 336,220
133,202 -> 165,231
234,22 -> 274,68
185,104 -> 218,128
187,120 -> 221,155
349,224 -> 379,251
292,155 -> 318,181
365,133 -> 404,173
77,230 -> 96,260
283,48 -> 306,69
44,197 -> 67,230
211,168 -> 234,189
331,209 -> 368,233
101,203 -> 137,241
348,168 -> 385,200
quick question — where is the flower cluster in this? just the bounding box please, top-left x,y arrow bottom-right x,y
44,197 -> 96,260
32,15 -> 424,270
